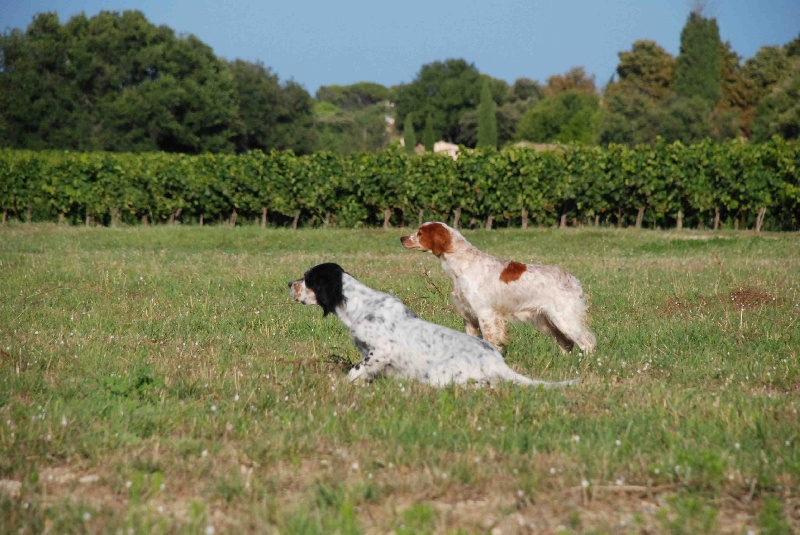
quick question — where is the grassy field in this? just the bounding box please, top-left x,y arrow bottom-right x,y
0,223 -> 798,534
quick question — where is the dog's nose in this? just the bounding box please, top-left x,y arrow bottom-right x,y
287,281 -> 293,289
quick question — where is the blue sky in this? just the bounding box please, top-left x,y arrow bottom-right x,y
2,0 -> 798,95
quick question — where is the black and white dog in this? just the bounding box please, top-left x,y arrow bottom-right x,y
288,263 -> 579,387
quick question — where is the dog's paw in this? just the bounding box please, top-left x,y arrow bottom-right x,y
347,362 -> 368,383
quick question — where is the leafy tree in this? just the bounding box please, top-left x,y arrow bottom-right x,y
613,40 -> 674,100
315,82 -> 392,109
0,13 -> 85,149
403,113 -> 417,154
393,59 -> 484,143
506,78 -> 545,103
544,67 -> 596,97
751,58 -> 800,141
599,40 -> 675,145
516,91 -> 600,144
477,78 -> 498,148
0,10 -> 242,153
675,10 -> 723,104
314,103 -> 389,154
657,96 -> 714,143
229,60 -> 283,151
456,106 -> 517,148
741,46 -> 790,106
599,92 -> 663,145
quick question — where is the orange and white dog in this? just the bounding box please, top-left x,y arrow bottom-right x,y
401,222 -> 596,354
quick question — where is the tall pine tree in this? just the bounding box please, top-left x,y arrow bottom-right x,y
675,9 -> 723,104
477,78 -> 498,148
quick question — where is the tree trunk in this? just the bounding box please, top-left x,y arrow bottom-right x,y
261,207 -> 268,228
635,207 -> 645,229
560,213 -> 567,229
3,210 -> 7,225
485,215 -> 494,230
292,210 -> 301,230
418,208 -> 424,227
85,214 -> 91,226
199,214 -> 204,227
383,207 -> 392,229
617,207 -> 622,228
111,208 -> 120,227
26,206 -> 32,223
713,207 -> 720,230
521,208 -> 529,229
755,207 -> 766,232
142,215 -> 149,226
169,208 -> 182,225
676,210 -> 683,230
452,207 -> 461,229
594,215 -> 600,226
229,208 -> 238,227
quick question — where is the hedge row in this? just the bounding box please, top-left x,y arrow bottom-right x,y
1,138 -> 798,230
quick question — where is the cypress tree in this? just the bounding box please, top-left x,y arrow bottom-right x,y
675,10 -> 723,104
403,114 -> 417,154
477,79 -> 498,148
422,115 -> 436,152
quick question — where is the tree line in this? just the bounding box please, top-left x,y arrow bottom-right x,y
1,9 -> 798,156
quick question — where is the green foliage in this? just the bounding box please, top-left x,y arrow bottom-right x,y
675,11 -> 724,104
315,82 -> 392,109
422,115 -> 436,152
403,114 -> 417,154
516,91 -> 600,144
1,140 -> 798,230
315,103 -> 390,154
751,59 -> 800,141
477,78 -> 498,149
394,59 -> 485,143
230,60 -> 316,154
0,10 -> 315,154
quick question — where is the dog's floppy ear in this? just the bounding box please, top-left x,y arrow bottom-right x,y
420,222 -> 453,257
304,263 -> 346,316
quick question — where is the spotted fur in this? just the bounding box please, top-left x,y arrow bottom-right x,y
401,222 -> 596,353
288,263 -> 579,387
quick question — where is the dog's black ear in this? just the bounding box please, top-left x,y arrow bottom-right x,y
304,263 -> 346,316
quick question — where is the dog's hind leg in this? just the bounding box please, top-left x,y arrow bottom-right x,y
534,315 -> 575,354
542,309 -> 596,354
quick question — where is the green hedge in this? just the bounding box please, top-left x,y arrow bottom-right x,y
1,138 -> 798,230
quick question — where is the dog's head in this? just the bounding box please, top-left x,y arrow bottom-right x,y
288,263 -> 346,316
400,222 -> 455,257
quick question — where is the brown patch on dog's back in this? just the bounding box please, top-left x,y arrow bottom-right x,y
500,261 -> 527,283
418,223 -> 453,257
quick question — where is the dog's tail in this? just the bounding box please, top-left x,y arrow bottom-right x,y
508,371 -> 581,388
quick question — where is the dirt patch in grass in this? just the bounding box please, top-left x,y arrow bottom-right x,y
658,286 -> 779,319
728,286 -> 777,310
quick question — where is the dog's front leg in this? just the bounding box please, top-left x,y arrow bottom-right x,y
347,350 -> 392,383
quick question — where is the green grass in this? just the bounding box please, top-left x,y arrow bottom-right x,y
1,223 -> 798,533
